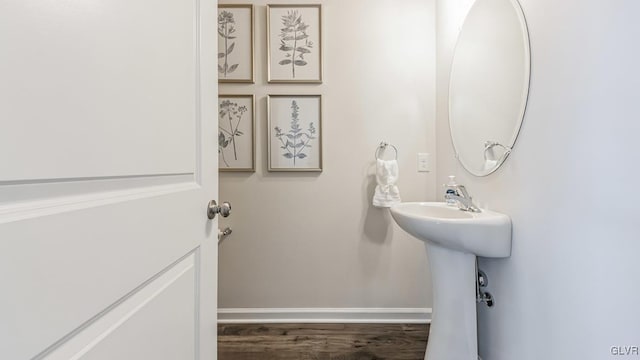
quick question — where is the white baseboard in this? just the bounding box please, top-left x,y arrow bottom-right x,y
217,308 -> 432,324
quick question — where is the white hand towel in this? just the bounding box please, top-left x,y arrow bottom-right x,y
373,159 -> 401,208
483,159 -> 498,172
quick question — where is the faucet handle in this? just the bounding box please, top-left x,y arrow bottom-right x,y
455,184 -> 470,198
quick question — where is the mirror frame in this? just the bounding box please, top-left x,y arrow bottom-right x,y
448,0 -> 531,176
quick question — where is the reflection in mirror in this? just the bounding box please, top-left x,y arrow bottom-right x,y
449,0 -> 530,176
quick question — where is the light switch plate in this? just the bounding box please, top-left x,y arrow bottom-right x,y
418,153 -> 430,172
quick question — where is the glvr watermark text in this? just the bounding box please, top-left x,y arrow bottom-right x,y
611,346 -> 639,356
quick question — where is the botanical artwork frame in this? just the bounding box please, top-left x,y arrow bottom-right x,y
218,4 -> 255,83
268,95 -> 322,172
267,4 -> 323,84
218,95 -> 256,172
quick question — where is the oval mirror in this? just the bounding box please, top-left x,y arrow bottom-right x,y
449,0 -> 530,176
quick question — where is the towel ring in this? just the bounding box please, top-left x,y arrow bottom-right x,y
483,140 -> 511,161
375,141 -> 398,160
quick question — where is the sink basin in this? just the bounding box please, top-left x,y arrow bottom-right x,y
390,202 -> 511,258
390,202 -> 512,360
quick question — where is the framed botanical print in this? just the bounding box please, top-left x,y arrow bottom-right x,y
268,95 -> 322,172
218,4 -> 254,83
267,4 -> 322,83
218,95 -> 255,171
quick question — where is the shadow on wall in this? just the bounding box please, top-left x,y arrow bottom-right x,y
361,164 -> 393,245
357,163 -> 397,277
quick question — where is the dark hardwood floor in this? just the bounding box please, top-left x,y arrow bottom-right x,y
218,323 -> 429,360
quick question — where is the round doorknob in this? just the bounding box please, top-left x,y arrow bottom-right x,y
207,200 -> 231,219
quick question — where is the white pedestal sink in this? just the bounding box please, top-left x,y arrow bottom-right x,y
390,202 -> 511,360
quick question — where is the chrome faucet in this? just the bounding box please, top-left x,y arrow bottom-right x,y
444,184 -> 482,213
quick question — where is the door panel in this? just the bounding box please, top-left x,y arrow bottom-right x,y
1,188 -> 204,359
0,0 -> 196,181
0,0 -> 218,359
45,253 -> 197,360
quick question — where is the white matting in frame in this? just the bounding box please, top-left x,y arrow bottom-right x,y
218,95 -> 255,171
268,95 -> 322,172
218,4 -> 254,83
267,4 -> 322,83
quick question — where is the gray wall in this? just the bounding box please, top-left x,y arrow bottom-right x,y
437,0 -> 640,359
219,0 -> 436,309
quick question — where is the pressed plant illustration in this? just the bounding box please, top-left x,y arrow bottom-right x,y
218,11 -> 239,77
278,10 -> 313,78
218,100 -> 248,167
274,100 -> 317,166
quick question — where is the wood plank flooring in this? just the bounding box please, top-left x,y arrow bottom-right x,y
218,323 -> 429,360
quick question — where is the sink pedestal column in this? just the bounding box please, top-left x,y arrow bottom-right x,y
425,242 -> 477,360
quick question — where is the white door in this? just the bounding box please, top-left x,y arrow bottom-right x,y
0,0 -> 218,359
